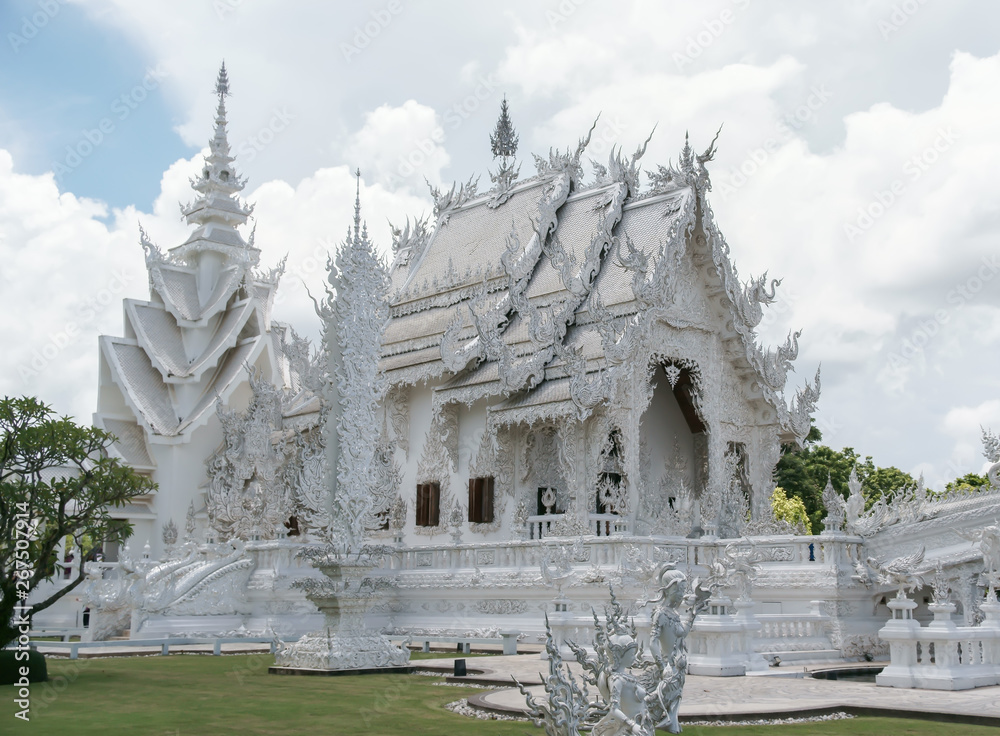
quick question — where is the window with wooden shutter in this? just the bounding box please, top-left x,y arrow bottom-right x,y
415,482 -> 440,527
468,476 -> 495,524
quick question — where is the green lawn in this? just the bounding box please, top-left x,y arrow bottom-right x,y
3,654 -> 996,736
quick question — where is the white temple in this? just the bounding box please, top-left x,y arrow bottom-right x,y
93,63 -> 288,558
42,67 -> 1000,685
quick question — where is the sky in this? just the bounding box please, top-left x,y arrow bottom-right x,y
1,0 -> 998,489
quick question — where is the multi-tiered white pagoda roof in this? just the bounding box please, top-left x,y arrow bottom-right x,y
96,64 -> 284,456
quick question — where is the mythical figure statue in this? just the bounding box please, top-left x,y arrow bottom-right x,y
641,565 -> 706,733
982,427 -> 1000,488
539,577 -> 702,736
867,546 -> 926,598
516,614 -> 589,736
959,518 -> 1000,595
569,585 -> 653,736
593,631 -> 653,736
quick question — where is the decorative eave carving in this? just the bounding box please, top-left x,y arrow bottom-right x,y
697,189 -> 819,444
429,175 -> 479,226
532,117 -> 598,189
389,215 -> 431,271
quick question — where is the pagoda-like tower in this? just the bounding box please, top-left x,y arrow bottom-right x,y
94,64 -> 285,557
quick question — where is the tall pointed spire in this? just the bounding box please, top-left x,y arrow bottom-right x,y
321,167 -> 390,550
174,62 -> 255,262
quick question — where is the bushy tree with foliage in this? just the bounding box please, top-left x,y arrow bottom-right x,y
943,472 -> 989,495
0,396 -> 155,649
770,486 -> 811,534
774,426 -> 917,533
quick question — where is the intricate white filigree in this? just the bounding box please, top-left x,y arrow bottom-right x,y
316,179 -> 391,547
206,369 -> 289,541
429,175 -> 479,225
161,518 -> 178,547
389,215 -> 431,268
384,385 -> 410,458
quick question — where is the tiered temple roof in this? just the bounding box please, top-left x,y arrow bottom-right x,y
96,64 -> 283,456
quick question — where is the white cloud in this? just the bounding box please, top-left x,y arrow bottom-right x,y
944,400 -> 1000,440
942,400 -> 1000,476
0,149 -> 146,422
344,100 -> 450,194
8,2 -> 1000,488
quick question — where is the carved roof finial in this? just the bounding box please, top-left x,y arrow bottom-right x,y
679,130 -> 694,175
215,61 -> 231,98
487,97 -> 521,208
174,64 -> 255,256
490,96 -> 519,160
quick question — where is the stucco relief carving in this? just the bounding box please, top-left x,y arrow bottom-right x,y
637,435 -> 695,537
385,385 -> 410,458
524,426 -> 566,495
476,599 -> 528,615
284,432 -> 332,539
414,405 -> 456,538
206,370 -> 289,541
467,425 -> 513,534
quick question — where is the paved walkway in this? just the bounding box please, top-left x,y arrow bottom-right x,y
421,654 -> 1000,724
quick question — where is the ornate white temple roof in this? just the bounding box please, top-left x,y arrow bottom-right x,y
380,126 -> 819,443
96,64 -> 284,447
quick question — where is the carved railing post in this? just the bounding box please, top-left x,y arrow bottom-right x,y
876,595 -> 921,687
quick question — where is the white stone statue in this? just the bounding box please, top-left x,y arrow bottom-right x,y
867,546 -> 926,599
642,566 -> 705,733
516,614 -> 589,736
960,518 -> 1000,595
593,631 -> 653,736
537,579 -> 702,736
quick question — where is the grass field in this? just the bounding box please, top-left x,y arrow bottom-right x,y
4,654 -> 998,735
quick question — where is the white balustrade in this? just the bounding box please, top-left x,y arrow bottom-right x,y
877,597 -> 1000,690
390,534 -> 861,577
589,513 -> 628,537
688,596 -> 749,676
527,513 -> 564,540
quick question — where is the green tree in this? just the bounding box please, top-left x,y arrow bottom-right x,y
770,486 -> 811,534
774,426 -> 916,533
943,472 -> 989,495
0,396 -> 155,649
861,465 -> 917,501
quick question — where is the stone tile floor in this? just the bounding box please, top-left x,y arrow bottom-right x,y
422,654 -> 1000,722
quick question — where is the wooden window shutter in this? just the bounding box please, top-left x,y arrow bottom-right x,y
484,476 -> 494,523
416,483 -> 440,527
468,478 -> 479,523
428,482 -> 440,527
468,477 -> 495,524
